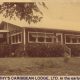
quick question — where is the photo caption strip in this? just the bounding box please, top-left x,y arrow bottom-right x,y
0,76 -> 80,80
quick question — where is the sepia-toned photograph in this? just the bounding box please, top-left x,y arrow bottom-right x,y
0,0 -> 80,75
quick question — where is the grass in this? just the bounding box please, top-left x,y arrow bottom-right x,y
0,57 -> 80,75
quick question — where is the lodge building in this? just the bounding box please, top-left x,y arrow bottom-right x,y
0,21 -> 80,56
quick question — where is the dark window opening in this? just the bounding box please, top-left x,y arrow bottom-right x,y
54,38 -> 56,42
72,38 -> 77,43
38,37 -> 44,42
15,35 -> 18,43
29,33 -> 37,42
12,36 -> 15,43
18,34 -> 21,42
29,35 -> 36,42
66,36 -> 71,43
46,38 -> 52,42
57,35 -> 61,42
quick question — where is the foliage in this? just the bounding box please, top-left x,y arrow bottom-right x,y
0,43 -> 71,57
0,2 -> 47,24
67,44 -> 80,56
10,44 -> 24,57
0,44 -> 11,57
25,43 -> 70,57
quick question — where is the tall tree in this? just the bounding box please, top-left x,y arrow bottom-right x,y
0,2 -> 47,24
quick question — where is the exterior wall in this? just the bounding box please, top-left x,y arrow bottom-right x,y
0,22 -> 9,44
1,21 -> 80,56
1,21 -> 80,46
25,27 -> 64,45
9,27 -> 24,54
25,27 -> 80,47
1,22 -> 25,55
25,28 -> 80,43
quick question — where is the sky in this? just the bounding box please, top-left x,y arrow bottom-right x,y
1,0 -> 80,31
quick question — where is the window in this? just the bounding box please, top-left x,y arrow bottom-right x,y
54,37 -> 56,42
11,33 -> 22,44
29,33 -> 37,42
57,35 -> 61,42
29,36 -> 36,42
65,34 -> 80,44
72,38 -> 77,43
45,33 -> 54,43
38,37 -> 44,42
12,36 -> 15,43
18,34 -> 21,42
66,36 -> 71,43
56,33 -> 63,44
15,35 -> 18,43
46,37 -> 52,42
28,32 -> 54,43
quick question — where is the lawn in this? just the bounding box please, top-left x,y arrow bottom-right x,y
0,57 -> 80,75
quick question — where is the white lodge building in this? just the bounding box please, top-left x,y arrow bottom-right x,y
0,21 -> 80,56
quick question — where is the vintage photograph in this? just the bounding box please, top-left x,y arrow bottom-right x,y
0,0 -> 80,75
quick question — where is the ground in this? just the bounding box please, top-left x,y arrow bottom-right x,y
0,57 -> 80,75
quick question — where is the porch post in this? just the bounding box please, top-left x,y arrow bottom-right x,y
23,28 -> 26,51
7,32 -> 9,44
6,23 -> 9,44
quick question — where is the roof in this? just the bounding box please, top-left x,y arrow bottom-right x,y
1,21 -> 80,34
1,21 -> 22,28
24,27 -> 80,34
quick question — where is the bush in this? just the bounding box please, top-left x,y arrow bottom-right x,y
0,44 -> 11,57
11,44 -> 24,57
25,43 -> 70,57
67,44 -> 80,56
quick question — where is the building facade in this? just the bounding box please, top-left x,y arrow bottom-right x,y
0,21 -> 80,56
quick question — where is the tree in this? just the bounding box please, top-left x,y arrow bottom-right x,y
0,2 -> 47,24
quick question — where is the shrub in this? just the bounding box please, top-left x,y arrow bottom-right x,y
11,44 -> 24,57
25,43 -> 70,57
0,44 -> 11,57
67,44 -> 80,56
